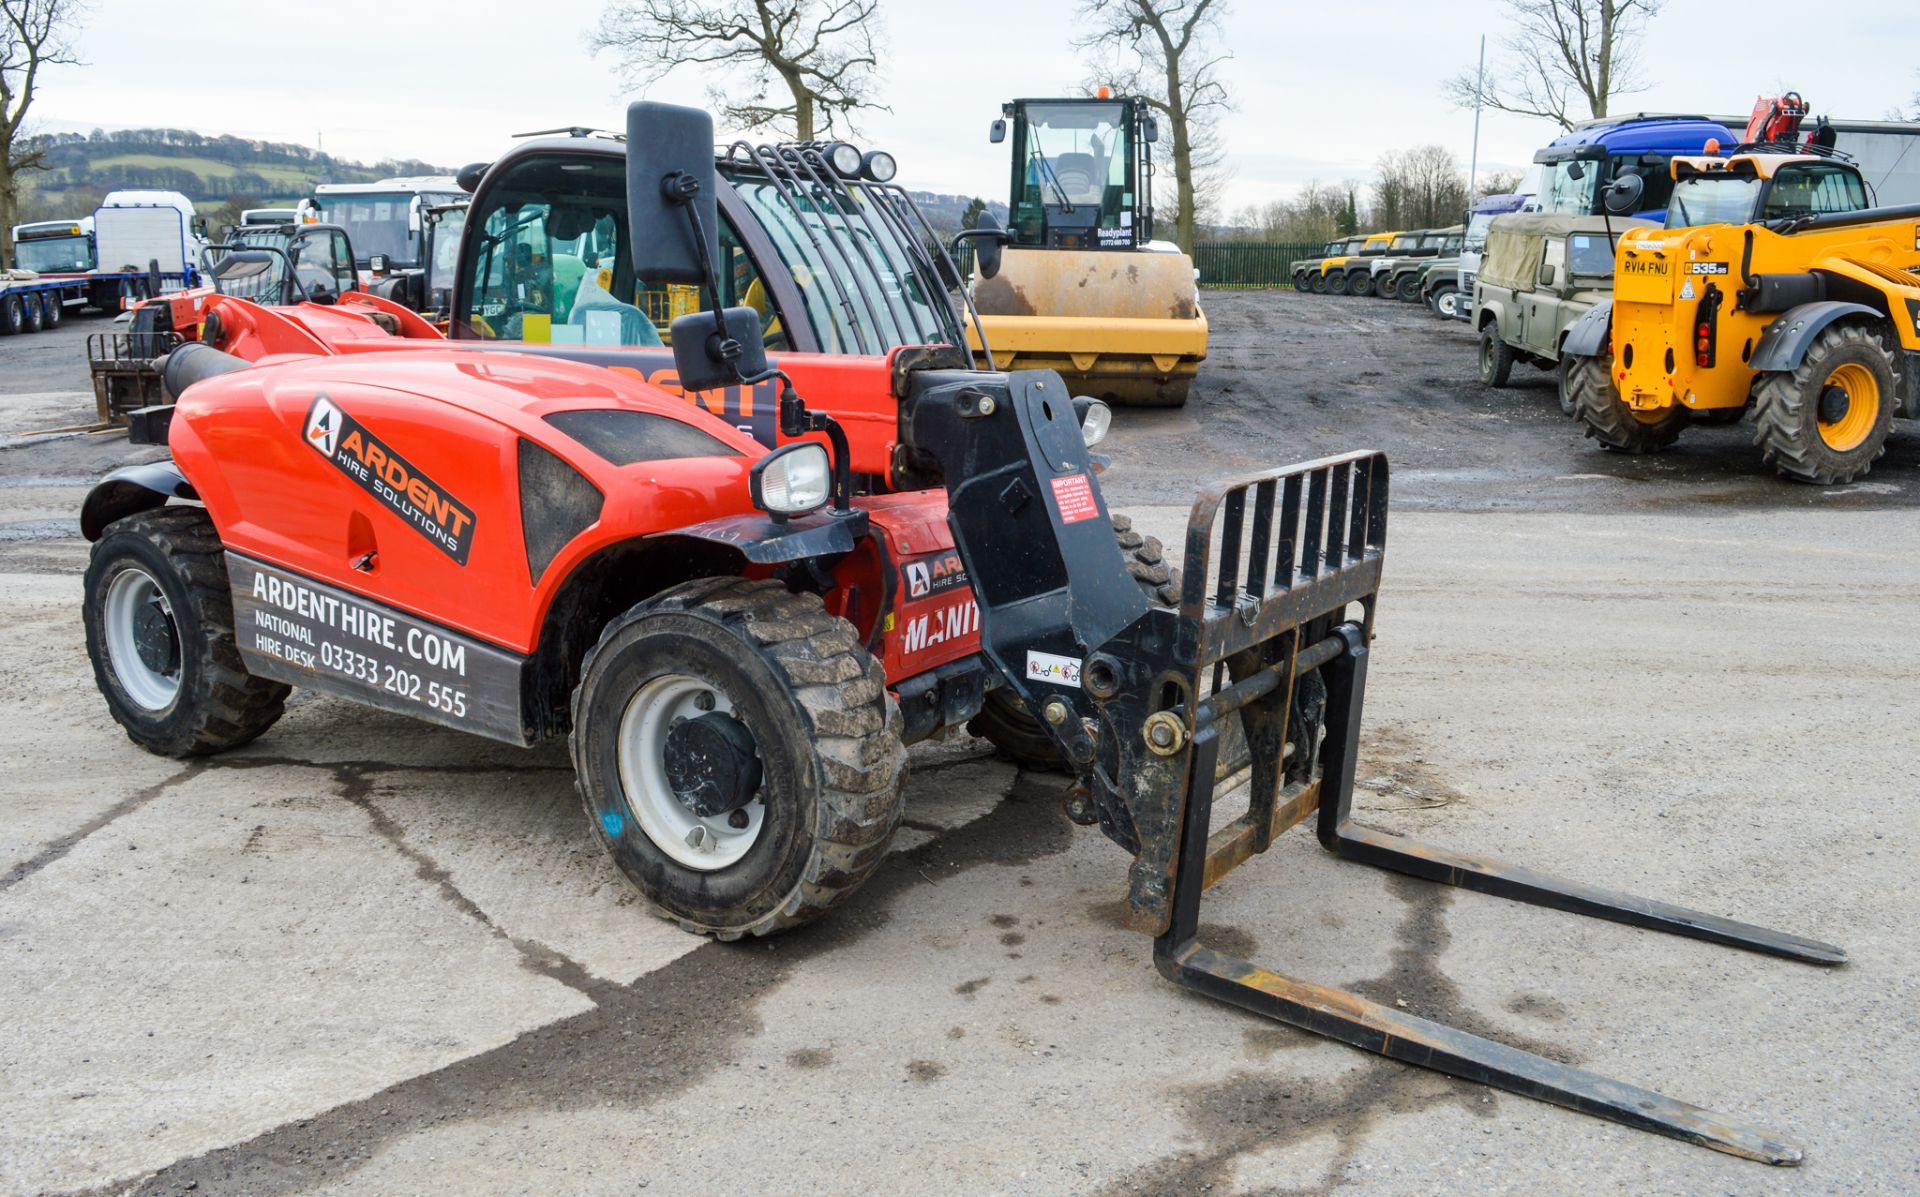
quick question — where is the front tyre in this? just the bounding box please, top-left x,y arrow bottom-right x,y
1751,323 -> 1898,485
571,578 -> 907,939
1564,352 -> 1686,453
83,506 -> 289,757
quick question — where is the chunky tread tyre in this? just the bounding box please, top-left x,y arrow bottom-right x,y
42,294 -> 61,328
1433,287 -> 1461,319
0,295 -> 23,335
969,514 -> 1178,770
24,295 -> 44,333
1750,323 -> 1898,485
571,577 -> 907,940
1326,272 -> 1349,296
1478,326 -> 1515,387
1348,271 -> 1374,298
83,506 -> 289,757
1565,352 -> 1686,453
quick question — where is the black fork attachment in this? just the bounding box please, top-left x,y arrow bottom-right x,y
907,368 -> 1843,1165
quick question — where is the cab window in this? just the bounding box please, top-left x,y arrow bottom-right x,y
460,152 -> 788,351
1763,163 -> 1868,219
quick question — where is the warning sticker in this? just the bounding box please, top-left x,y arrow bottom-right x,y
1026,650 -> 1082,688
228,554 -> 527,744
1049,473 -> 1100,524
304,395 -> 476,564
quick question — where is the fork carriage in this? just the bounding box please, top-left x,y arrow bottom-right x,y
907,373 -> 1842,1164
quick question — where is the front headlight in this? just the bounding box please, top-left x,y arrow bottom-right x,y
1072,397 -> 1112,447
751,442 -> 832,516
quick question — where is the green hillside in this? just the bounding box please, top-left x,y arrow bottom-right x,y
18,128 -> 453,221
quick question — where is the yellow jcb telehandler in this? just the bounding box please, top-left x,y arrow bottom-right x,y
1561,153 -> 1920,483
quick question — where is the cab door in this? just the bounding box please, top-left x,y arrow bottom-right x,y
1521,237 -> 1568,357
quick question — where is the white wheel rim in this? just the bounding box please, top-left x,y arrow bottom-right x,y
615,674 -> 766,871
103,566 -> 181,712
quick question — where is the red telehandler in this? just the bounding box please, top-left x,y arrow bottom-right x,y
78,102 -> 1842,1165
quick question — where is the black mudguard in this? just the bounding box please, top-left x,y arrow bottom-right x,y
1748,301 -> 1883,372
80,461 -> 198,541
1561,299 -> 1612,358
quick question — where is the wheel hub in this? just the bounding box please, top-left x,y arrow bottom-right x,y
132,597 -> 180,675
664,712 -> 763,818
1818,384 -> 1851,426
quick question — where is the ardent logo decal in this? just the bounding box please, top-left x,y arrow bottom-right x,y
304,394 -> 476,565
900,551 -> 968,601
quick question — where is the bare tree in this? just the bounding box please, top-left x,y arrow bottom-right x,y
1,0 -> 83,270
1444,0 -> 1663,132
1370,146 -> 1468,229
1077,0 -> 1232,253
1475,168 -> 1527,201
594,0 -> 883,142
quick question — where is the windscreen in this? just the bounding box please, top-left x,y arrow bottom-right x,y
309,192 -> 428,266
1465,213 -> 1496,250
14,233 -> 91,273
725,166 -> 958,355
1668,175 -> 1763,226
1011,101 -> 1132,244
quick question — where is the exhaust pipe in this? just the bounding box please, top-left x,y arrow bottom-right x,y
160,342 -> 253,404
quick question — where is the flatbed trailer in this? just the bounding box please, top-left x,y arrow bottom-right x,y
0,273 -> 78,335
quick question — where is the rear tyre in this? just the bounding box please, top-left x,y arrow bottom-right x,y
42,294 -> 62,328
1751,323 -> 1897,485
1478,327 -> 1515,388
23,294 -> 44,333
970,514 -> 1179,771
1556,359 -> 1576,416
571,577 -> 907,939
82,506 -> 289,757
1309,272 -> 1327,294
0,295 -> 23,335
1432,287 -> 1461,320
1565,352 -> 1687,453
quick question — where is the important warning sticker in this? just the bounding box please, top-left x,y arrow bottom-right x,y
1026,650 -> 1082,688
1049,473 -> 1099,524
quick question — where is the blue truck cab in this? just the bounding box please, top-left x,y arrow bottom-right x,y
1531,116 -> 1736,224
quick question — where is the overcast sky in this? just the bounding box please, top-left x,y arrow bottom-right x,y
34,0 -> 1920,215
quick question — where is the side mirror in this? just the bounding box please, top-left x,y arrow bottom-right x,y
626,100 -> 719,287
1142,116 -> 1160,144
1603,173 -> 1645,215
368,254 -> 390,276
989,119 -> 1006,144
947,212 -> 1012,282
191,216 -> 209,238
1538,263 -> 1558,287
456,161 -> 490,192
669,306 -> 768,393
1566,161 -> 1586,181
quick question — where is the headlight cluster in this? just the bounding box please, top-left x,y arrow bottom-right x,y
751,442 -> 832,517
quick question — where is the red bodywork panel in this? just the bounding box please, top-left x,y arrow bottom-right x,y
168,342 -> 978,686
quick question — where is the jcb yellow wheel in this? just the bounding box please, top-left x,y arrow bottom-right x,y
1752,323 -> 1897,485
1815,362 -> 1879,452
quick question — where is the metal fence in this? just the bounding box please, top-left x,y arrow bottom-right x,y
1193,242 -> 1317,289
